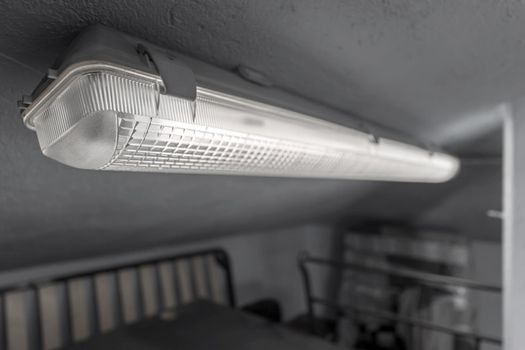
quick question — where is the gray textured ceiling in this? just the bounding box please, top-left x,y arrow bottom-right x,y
0,0 -> 507,269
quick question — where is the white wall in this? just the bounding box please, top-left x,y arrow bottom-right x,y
220,225 -> 336,318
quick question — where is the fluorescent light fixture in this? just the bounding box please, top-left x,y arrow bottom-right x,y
20,26 -> 459,182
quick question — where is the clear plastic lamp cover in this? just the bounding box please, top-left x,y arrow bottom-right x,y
24,65 -> 459,182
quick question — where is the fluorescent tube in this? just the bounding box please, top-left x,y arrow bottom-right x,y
19,27 -> 459,182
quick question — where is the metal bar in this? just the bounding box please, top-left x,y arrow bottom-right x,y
174,259 -> 193,305
32,288 -> 43,350
153,264 -> 164,314
135,268 -> 144,320
202,255 -> 213,301
206,255 -> 223,304
298,254 -> 315,318
214,251 -> 236,307
0,293 -> 7,350
61,281 -> 73,347
304,255 -> 502,293
170,260 -> 181,308
474,337 -> 481,350
312,297 -> 502,345
298,253 -> 316,333
113,272 -> 123,327
186,259 -> 198,301
88,277 -> 99,336
191,257 -> 208,299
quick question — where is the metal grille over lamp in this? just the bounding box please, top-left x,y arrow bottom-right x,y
19,26 -> 459,182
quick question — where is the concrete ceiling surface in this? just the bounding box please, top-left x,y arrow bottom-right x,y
0,0 -> 505,269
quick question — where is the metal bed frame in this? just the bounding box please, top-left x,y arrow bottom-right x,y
0,248 -> 235,350
298,252 -> 502,349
